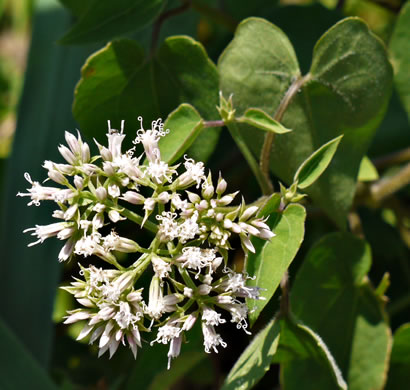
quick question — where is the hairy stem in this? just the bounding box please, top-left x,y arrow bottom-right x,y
259,74 -> 311,194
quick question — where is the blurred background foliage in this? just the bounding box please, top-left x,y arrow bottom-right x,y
0,0 -> 409,389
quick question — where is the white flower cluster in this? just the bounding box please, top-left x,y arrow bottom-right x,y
18,118 -> 275,367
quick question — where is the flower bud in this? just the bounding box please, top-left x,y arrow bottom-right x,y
96,187 -> 107,201
103,161 -> 116,176
74,175 -> 84,190
108,209 -> 124,223
48,170 -> 67,185
81,142 -> 90,163
58,145 -> 76,165
65,131 -> 81,155
198,284 -> 212,295
196,199 -> 208,211
240,206 -> 259,221
187,192 -> 201,204
216,177 -> 227,195
202,185 -> 214,199
122,191 -> 145,205
157,191 -> 170,204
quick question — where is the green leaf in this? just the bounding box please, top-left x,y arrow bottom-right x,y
294,135 -> 343,189
385,324 -> 410,390
390,1 -> 410,122
0,0 -> 97,366
289,233 -> 391,390
246,204 -> 306,325
358,156 -> 379,182
59,0 -> 165,44
238,108 -> 291,134
0,318 -> 58,390
74,36 -> 220,163
277,317 -> 347,390
222,318 -> 280,390
219,17 -> 392,228
257,193 -> 281,218
159,104 -> 204,164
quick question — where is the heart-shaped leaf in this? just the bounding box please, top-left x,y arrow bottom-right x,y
246,204 -> 306,325
219,17 -> 392,228
276,317 -> 347,390
290,233 -> 391,390
159,104 -> 204,164
60,0 -> 165,44
74,37 -> 220,163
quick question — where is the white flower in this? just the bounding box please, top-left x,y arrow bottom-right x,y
146,160 -> 174,184
133,117 -> 168,162
178,211 -> 200,243
17,173 -> 74,206
202,306 -> 226,326
176,247 -> 218,277
108,184 -> 121,198
177,157 -> 205,188
23,222 -> 74,246
151,256 -> 172,279
202,323 -> 227,353
157,212 -> 179,242
74,233 -> 101,257
107,120 -> 126,160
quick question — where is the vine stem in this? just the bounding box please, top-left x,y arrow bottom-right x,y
150,0 -> 192,57
226,121 -> 273,195
259,74 -> 311,195
370,161 -> 410,203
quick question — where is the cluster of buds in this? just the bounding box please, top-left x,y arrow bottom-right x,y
18,117 -> 275,367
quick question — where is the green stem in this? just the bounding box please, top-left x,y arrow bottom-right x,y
119,206 -> 158,234
178,267 -> 197,290
226,121 -> 272,195
133,253 -> 153,279
259,74 -> 311,194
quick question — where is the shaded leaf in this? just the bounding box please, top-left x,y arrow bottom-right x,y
222,318 -> 280,390
246,204 -> 306,325
219,17 -> 392,228
60,0 -> 165,44
0,318 -> 57,390
277,317 -> 347,390
389,1 -> 410,122
159,104 -> 204,164
290,233 -> 391,390
239,108 -> 291,134
385,324 -> 410,390
294,135 -> 342,189
74,36 -> 220,162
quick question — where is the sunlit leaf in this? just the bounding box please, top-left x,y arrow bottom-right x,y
246,204 -> 306,325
